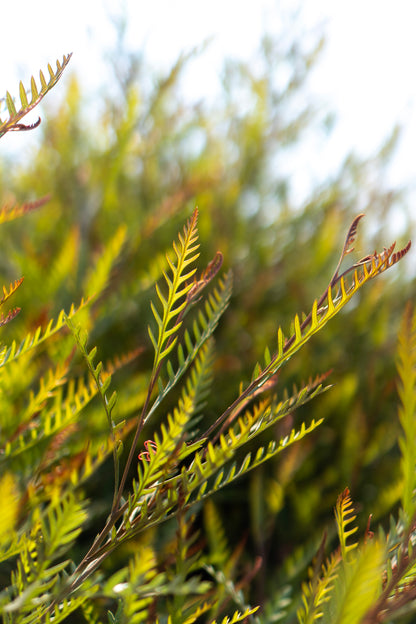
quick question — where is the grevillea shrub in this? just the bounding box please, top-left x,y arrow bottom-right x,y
1,55 -> 416,624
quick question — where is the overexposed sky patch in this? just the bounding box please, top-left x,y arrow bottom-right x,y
2,0 -> 415,198
307,0 -> 416,185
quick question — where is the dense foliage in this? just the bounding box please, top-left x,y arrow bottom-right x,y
0,15 -> 415,623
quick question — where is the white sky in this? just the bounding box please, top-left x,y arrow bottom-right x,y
2,0 -> 416,202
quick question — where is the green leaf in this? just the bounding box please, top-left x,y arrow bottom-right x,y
0,54 -> 72,138
149,208 -> 200,370
335,488 -> 358,561
19,81 -> 28,108
5,91 -> 16,116
330,540 -> 384,624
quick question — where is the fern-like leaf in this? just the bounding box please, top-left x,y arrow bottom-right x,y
165,513 -> 211,624
335,488 -> 358,561
328,539 -> 384,624
41,585 -> 100,624
148,208 -> 200,369
0,195 -> 50,224
104,546 -> 163,624
297,546 -> 341,624
0,277 -> 24,307
174,418 -> 324,514
124,345 -> 212,529
276,236 -> 411,376
0,54 -> 72,138
3,493 -> 89,624
21,360 -> 70,423
0,297 -> 90,369
210,607 -> 259,624
205,216 -> 411,442
74,346 -> 211,570
213,371 -> 331,446
41,493 -> 88,560
64,315 -> 121,502
1,374 -> 99,471
0,306 -> 21,327
147,271 -> 232,425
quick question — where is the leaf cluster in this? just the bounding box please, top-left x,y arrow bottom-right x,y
0,32 -> 415,624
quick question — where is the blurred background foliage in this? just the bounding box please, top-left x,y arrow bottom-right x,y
1,7 -> 414,615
